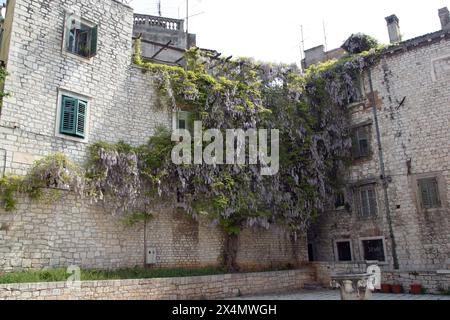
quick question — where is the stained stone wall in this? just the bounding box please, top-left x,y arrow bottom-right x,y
0,192 -> 307,272
0,0 -> 308,272
309,34 -> 450,272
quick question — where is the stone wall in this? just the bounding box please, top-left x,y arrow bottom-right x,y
0,0 -> 169,176
308,34 -> 450,272
0,268 -> 314,300
0,192 -> 307,272
0,0 -> 310,272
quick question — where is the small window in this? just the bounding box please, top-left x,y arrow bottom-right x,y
355,184 -> 377,217
345,75 -> 364,104
418,178 -> 441,209
335,240 -> 352,262
65,15 -> 98,58
334,191 -> 346,209
351,125 -> 370,159
60,95 -> 87,139
361,238 -> 385,262
176,111 -> 193,133
308,243 -> 314,262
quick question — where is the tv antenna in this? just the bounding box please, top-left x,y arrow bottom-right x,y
323,20 -> 328,52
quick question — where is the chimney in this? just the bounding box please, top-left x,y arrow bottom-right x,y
385,15 -> 402,43
439,7 -> 450,30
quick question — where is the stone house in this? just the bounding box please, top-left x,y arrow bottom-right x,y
0,0 -> 306,272
307,10 -> 450,292
0,0 -> 448,294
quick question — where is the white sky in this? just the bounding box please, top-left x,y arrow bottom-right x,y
130,0 -> 449,64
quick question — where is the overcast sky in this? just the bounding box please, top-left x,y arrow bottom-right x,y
130,0 -> 449,64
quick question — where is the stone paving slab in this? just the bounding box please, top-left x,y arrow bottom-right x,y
232,289 -> 450,300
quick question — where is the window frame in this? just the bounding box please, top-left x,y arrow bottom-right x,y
345,74 -> 366,106
411,172 -> 447,212
354,183 -> 378,217
334,190 -> 346,210
351,124 -> 371,159
334,239 -> 353,262
359,236 -> 387,263
418,177 -> 441,209
172,110 -> 194,134
62,12 -> 98,61
55,89 -> 91,143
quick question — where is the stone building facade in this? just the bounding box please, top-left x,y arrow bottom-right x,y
133,13 -> 196,65
0,0 -> 307,272
307,10 -> 450,291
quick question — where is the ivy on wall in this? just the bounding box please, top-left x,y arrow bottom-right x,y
0,35 -> 385,270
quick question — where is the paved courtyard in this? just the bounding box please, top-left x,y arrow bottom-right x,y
234,289 -> 450,300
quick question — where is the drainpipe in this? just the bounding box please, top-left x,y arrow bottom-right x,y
367,68 -> 399,270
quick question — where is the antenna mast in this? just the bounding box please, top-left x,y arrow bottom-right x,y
158,0 -> 162,16
323,20 -> 328,52
186,0 -> 189,34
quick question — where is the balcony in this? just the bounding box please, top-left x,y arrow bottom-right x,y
133,14 -> 184,32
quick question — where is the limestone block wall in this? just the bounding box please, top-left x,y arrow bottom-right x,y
0,0 -> 309,273
0,269 -> 314,300
309,36 -> 450,272
0,192 -> 307,272
0,0 -> 170,176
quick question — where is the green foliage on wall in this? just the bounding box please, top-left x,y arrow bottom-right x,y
0,153 -> 84,212
1,36 -> 385,270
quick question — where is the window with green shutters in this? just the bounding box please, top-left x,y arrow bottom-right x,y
418,178 -> 441,209
60,95 -> 87,139
65,15 -> 98,58
176,111 -> 193,134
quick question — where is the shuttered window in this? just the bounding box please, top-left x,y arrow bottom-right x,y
355,184 -> 377,217
351,125 -> 371,159
176,111 -> 193,134
60,95 -> 87,139
418,178 -> 441,209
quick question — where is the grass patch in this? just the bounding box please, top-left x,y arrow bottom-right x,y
0,267 -> 226,284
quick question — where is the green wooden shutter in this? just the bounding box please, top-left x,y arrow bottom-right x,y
60,96 -> 77,135
76,100 -> 87,138
177,111 -> 193,132
89,25 -> 98,57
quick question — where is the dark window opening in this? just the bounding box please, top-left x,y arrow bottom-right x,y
362,239 -> 385,262
334,192 -> 346,209
308,243 -> 314,262
336,241 -> 352,261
